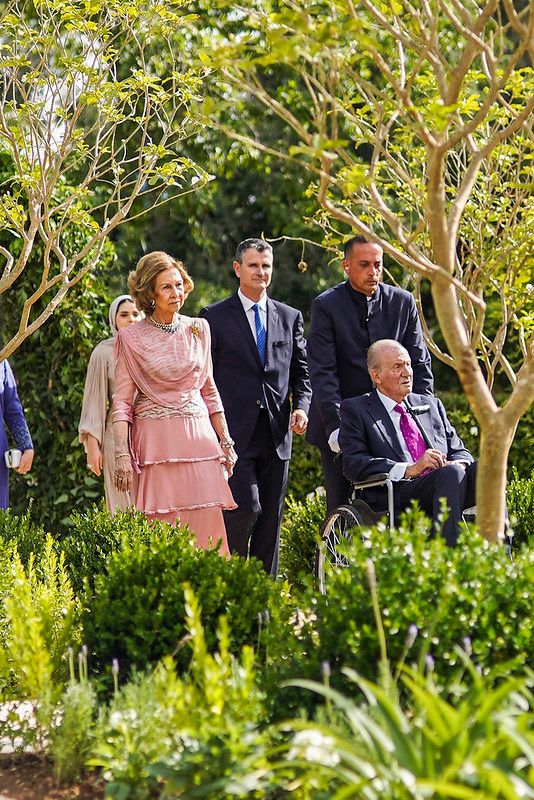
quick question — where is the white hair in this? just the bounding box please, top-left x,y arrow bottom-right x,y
367,339 -> 409,375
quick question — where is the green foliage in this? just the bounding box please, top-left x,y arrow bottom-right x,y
81,525 -> 290,687
50,649 -> 97,783
0,503 -> 47,570
0,537 -> 81,754
286,434 -> 323,499
91,585 -> 270,800
0,536 -> 81,699
0,144 -> 116,529
272,665 -> 534,799
507,469 -> 534,549
268,512 -> 533,717
61,506 -> 159,594
279,489 -> 325,588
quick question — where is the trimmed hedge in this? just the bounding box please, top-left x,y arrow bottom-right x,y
80,524 -> 294,688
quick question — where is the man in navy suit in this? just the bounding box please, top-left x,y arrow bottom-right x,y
307,235 -> 434,514
339,340 -> 475,546
200,239 -> 312,574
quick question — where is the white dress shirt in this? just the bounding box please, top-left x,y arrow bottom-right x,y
238,289 -> 268,342
376,391 -> 413,481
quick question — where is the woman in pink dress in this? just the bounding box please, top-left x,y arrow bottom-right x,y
112,251 -> 236,553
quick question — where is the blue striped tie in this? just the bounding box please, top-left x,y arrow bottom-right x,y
252,303 -> 266,365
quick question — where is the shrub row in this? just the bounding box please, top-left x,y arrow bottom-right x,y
0,503 -> 532,795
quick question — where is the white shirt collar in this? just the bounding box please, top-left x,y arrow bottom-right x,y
376,389 -> 403,415
238,288 -> 268,312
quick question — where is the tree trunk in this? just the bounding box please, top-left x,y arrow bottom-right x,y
476,418 -> 515,542
429,278 -> 509,541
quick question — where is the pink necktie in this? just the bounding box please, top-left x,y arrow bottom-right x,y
394,403 -> 427,464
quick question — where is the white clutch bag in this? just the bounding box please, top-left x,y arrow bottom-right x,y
4,449 -> 22,469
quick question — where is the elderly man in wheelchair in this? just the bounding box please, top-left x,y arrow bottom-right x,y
316,339 -> 487,591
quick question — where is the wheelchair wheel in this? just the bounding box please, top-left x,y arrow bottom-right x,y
315,504 -> 368,594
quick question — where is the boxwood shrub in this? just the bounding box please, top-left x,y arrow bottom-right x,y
0,503 -> 48,569
62,505 -> 161,593
81,526 -> 294,688
279,489 -> 326,588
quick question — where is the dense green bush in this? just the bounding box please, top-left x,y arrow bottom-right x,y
266,511 -> 533,717
61,505 -> 160,593
81,526 -> 293,687
0,503 -> 48,570
0,536 -> 80,701
286,434 -> 323,499
507,469 -> 534,549
50,650 -> 96,783
279,489 -> 326,587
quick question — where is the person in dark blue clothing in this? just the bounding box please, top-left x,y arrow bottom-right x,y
306,235 -> 434,514
0,359 -> 34,508
200,239 -> 311,575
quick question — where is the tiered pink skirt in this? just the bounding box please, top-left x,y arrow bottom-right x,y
130,413 -> 235,555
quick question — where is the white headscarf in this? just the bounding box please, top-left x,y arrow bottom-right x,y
108,294 -> 134,336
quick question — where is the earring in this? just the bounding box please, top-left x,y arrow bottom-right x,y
150,299 -> 155,310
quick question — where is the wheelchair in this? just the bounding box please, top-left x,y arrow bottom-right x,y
315,473 -> 394,595
314,473 -> 511,594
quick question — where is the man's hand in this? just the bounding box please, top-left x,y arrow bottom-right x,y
405,448 -> 445,478
328,428 -> 341,453
290,409 -> 308,436
15,449 -> 34,475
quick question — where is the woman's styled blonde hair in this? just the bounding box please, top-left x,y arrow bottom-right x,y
127,251 -> 194,314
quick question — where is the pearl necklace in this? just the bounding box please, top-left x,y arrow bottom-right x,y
149,314 -> 180,334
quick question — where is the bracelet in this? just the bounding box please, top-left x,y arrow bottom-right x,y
219,438 -> 235,450
115,452 -> 130,459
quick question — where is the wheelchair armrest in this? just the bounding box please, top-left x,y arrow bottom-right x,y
352,473 -> 389,489
350,473 -> 395,529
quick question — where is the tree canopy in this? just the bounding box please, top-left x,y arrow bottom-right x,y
0,0 -> 210,358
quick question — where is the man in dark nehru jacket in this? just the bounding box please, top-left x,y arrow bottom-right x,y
306,235 -> 434,514
200,238 -> 311,575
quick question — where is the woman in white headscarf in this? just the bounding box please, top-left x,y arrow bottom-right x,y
79,295 -> 142,511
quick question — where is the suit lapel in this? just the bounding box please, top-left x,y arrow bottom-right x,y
228,293 -> 264,369
366,390 -> 405,460
265,298 -> 279,369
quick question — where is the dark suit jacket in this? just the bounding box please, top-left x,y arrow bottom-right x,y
200,294 -> 311,460
339,390 -> 473,506
307,282 -> 433,449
